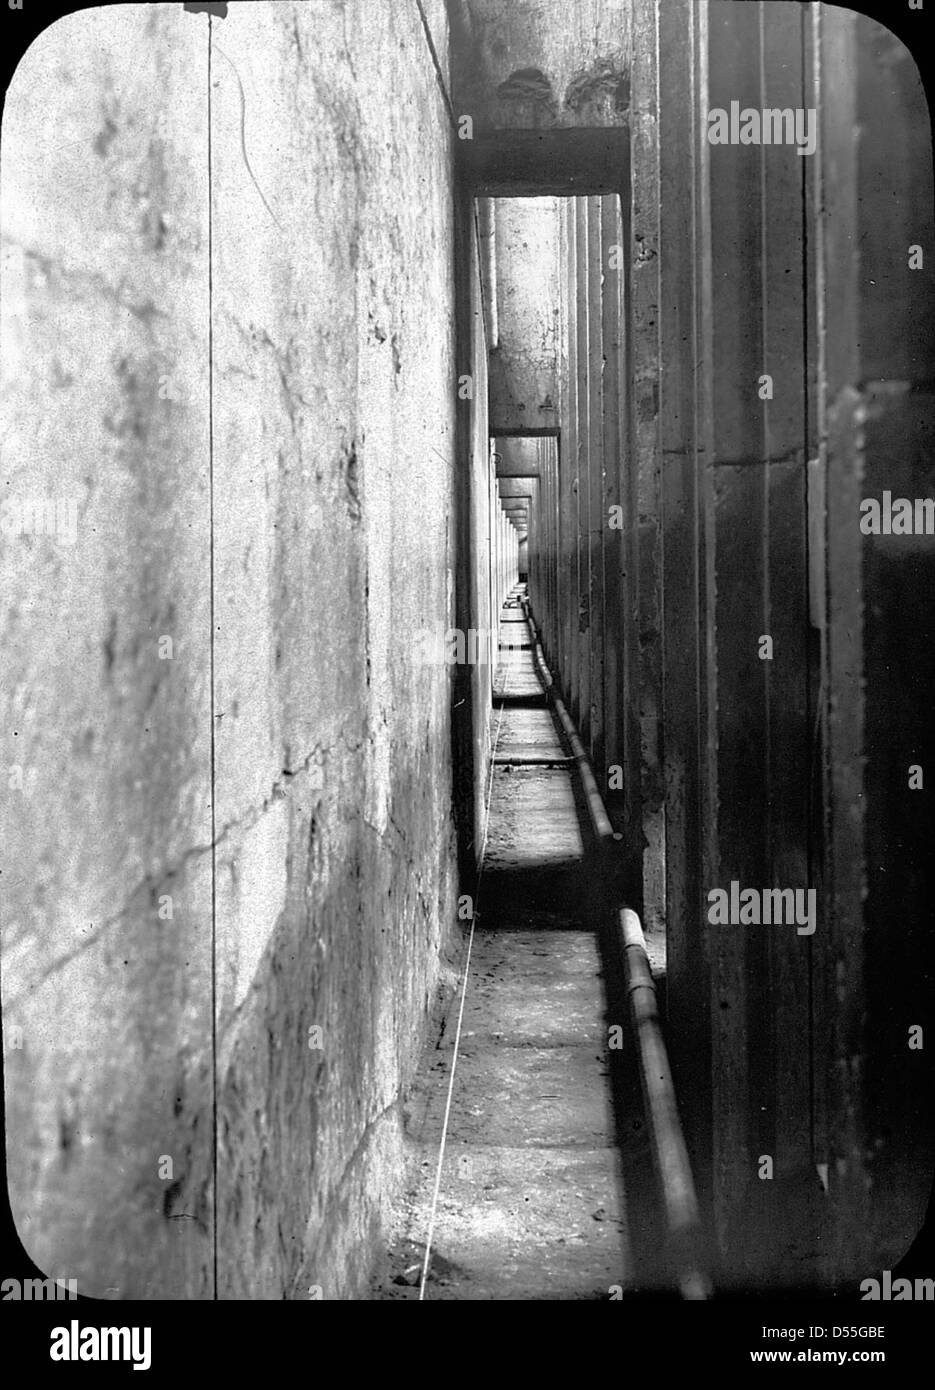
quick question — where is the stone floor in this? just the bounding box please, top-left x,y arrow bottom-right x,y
375,592 -> 666,1300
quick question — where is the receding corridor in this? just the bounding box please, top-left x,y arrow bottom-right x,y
379,589 -> 631,1299
1,0 -> 933,1307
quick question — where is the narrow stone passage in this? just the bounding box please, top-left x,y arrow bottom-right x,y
4,1 -> 933,1318
377,589 -> 631,1300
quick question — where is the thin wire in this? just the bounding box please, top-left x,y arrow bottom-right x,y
207,15 -> 219,1303
418,588 -> 518,1300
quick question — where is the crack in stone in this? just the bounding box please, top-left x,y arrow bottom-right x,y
3,739 -> 365,1008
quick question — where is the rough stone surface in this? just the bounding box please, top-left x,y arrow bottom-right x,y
2,5 -> 214,1300
2,0 -> 459,1299
488,199 -> 561,433
453,0 -> 631,132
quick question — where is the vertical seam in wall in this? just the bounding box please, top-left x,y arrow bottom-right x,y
757,5 -> 772,890
208,13 -> 218,1301
756,0 -> 772,1172
803,0 -> 817,1173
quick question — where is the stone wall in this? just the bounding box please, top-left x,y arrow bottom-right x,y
452,0 -> 631,132
488,198 -> 561,435
1,0 -> 458,1299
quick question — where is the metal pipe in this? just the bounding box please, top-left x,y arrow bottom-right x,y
477,197 -> 499,351
618,905 -> 710,1300
526,605 -> 615,843
524,600 -> 711,1301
